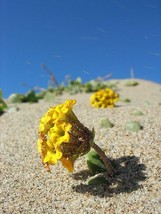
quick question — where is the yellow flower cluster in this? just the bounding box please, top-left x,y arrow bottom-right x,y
37,100 -> 93,172
90,88 -> 119,108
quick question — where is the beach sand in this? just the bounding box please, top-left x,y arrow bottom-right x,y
1,79 -> 161,213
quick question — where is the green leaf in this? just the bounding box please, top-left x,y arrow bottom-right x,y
86,150 -> 106,175
120,98 -> 131,103
36,90 -> 47,99
0,89 -> 3,99
0,98 -> 7,114
75,77 -> 82,83
124,80 -> 139,86
44,91 -> 55,102
8,93 -> 25,103
7,106 -> 19,113
84,83 -> 93,92
86,174 -> 108,185
100,118 -> 114,128
92,127 -> 95,139
24,90 -> 38,103
124,121 -> 143,132
132,110 -> 144,116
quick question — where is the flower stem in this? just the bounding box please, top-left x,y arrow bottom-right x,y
92,143 -> 114,176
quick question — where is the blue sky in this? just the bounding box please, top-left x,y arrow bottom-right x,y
1,0 -> 161,98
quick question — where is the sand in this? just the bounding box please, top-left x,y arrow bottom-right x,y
0,79 -> 161,213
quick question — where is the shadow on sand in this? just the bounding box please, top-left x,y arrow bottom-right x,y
71,155 -> 147,197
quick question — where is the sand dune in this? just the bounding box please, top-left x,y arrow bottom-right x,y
1,79 -> 161,213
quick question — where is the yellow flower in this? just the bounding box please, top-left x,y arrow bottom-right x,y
37,100 -> 94,172
90,88 -> 119,108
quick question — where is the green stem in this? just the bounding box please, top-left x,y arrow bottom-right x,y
92,143 -> 114,176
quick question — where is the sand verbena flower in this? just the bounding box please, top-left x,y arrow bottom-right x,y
37,100 -> 94,172
90,88 -> 119,108
37,99 -> 114,175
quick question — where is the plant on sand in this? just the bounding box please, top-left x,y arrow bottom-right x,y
0,89 -> 7,115
90,88 -> 119,108
37,99 -> 114,177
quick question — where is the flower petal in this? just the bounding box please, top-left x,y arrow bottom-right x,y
60,157 -> 74,172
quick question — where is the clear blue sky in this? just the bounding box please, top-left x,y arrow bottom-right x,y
1,0 -> 161,98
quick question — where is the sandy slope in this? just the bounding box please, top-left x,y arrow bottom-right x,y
0,79 -> 161,213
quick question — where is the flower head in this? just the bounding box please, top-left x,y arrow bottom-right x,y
90,88 -> 119,108
37,100 -> 94,172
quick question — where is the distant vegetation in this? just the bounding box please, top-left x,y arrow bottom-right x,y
6,66 -> 119,104
0,90 -> 7,114
5,77 -> 118,103
0,64 -> 141,114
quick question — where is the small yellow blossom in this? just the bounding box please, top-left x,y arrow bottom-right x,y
37,100 -> 94,172
90,88 -> 119,108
